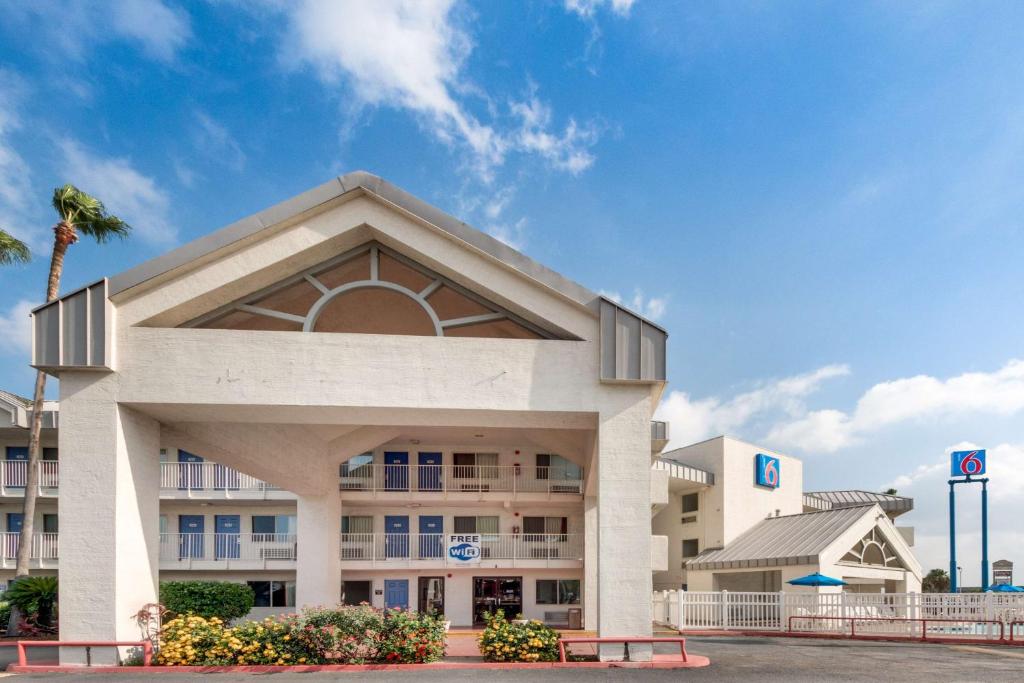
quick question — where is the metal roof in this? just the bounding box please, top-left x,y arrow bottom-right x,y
686,505 -> 875,571
0,390 -> 31,409
103,171 -> 664,333
804,490 -> 913,514
653,458 -> 715,486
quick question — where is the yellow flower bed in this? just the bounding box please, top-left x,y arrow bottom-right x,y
477,609 -> 561,662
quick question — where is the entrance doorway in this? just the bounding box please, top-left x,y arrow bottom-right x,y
473,577 -> 522,625
418,577 -> 445,616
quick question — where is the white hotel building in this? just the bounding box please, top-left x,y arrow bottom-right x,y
4,172 -> 922,660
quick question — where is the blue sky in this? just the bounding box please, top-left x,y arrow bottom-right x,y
1,0 -> 1024,583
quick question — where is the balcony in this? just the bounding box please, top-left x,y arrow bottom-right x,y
159,463 -> 294,500
339,465 -> 584,501
339,533 -> 583,568
159,533 -> 297,570
0,461 -> 59,497
0,532 -> 59,569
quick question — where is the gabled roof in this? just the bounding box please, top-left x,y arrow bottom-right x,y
0,390 -> 30,409
804,490 -> 913,515
653,457 -> 715,486
686,505 -> 874,570
0,390 -> 58,429
106,171 -> 664,333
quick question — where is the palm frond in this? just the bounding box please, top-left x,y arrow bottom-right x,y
51,184 -> 131,241
0,229 -> 31,265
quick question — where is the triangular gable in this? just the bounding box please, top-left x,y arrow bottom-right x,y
839,526 -> 907,570
184,241 -> 565,340
821,505 -> 921,577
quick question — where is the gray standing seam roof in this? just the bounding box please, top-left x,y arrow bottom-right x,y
653,458 -> 715,486
686,505 -> 874,571
804,490 -> 913,514
104,171 -> 665,333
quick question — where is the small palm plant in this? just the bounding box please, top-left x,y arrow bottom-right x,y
9,186 -> 129,635
4,576 -> 58,630
0,229 -> 30,265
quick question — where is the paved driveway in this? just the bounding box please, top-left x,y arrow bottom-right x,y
6,637 -> 1024,681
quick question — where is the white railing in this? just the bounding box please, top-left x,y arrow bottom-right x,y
0,461 -> 60,494
653,590 -> 1024,640
0,532 -> 59,566
160,463 -> 283,496
340,533 -> 583,563
159,533 -> 297,563
338,465 -> 583,495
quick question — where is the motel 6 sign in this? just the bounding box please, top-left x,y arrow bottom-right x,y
951,450 -> 986,478
755,453 -> 780,489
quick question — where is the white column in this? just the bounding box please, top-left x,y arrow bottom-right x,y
296,492 -> 341,608
596,398 -> 654,661
58,374 -> 160,664
583,494 -> 599,630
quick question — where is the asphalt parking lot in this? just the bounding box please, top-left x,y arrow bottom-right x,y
5,636 -> 1024,681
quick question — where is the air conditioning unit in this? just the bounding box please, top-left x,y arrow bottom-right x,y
460,484 -> 491,492
532,548 -> 559,559
261,546 -> 294,560
550,484 -> 581,494
341,548 -> 365,559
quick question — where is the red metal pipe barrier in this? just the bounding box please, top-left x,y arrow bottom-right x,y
17,640 -> 152,667
1009,621 -> 1024,643
787,615 -> 1004,642
558,637 -> 687,663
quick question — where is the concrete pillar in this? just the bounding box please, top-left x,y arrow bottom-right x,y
596,399 -> 653,660
58,374 -> 160,664
296,493 -> 341,608
583,494 -> 599,630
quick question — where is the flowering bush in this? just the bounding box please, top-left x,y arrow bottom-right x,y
155,607 -> 445,666
478,610 -> 560,662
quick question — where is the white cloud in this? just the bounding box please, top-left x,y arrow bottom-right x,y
193,111 -> 247,172
485,217 -> 528,251
0,69 -> 35,245
766,360 -> 1024,453
3,0 -> 191,62
600,288 -> 669,320
0,300 -> 33,357
655,364 -> 850,448
60,139 -> 177,246
275,0 -> 599,180
564,0 -> 637,19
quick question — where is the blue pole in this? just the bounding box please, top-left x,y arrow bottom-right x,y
981,479 -> 989,592
949,481 -> 957,593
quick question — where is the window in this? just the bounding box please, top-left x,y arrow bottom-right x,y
341,516 -> 373,534
42,514 -> 58,533
252,515 -> 296,536
523,517 -> 567,536
341,580 -> 372,605
340,453 -> 373,477
452,453 -> 498,479
535,454 -> 581,480
682,539 -> 699,558
681,493 -> 699,513
248,580 -> 295,607
453,516 -> 499,535
536,579 -> 580,605
42,448 -> 58,461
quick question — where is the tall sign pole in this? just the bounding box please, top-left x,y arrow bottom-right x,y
948,449 -> 988,593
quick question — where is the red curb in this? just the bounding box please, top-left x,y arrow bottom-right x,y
6,655 -> 711,673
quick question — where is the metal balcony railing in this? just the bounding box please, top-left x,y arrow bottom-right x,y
159,533 -> 297,563
159,463 -> 284,496
0,461 -> 59,495
0,532 -> 59,567
338,465 -> 583,495
339,533 -> 582,563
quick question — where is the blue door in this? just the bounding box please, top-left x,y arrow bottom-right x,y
5,447 -> 27,488
214,515 -> 240,559
417,452 -> 442,491
178,450 -> 204,490
384,452 -> 408,491
5,513 -> 22,558
384,515 -> 409,557
384,579 -> 409,610
179,515 -> 205,559
419,516 -> 443,558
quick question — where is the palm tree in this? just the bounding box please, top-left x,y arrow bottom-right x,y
0,229 -> 30,265
9,186 -> 128,635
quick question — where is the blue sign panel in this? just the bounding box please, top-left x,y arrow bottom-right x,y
755,454 -> 780,489
951,450 -> 986,477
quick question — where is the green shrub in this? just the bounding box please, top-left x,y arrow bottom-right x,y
300,604 -> 383,663
478,609 -> 560,662
4,576 -> 58,629
377,609 -> 446,663
159,581 -> 254,622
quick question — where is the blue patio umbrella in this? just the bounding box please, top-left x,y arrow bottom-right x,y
988,583 -> 1024,593
786,572 -> 847,587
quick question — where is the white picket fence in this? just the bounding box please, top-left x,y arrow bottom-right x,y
653,591 -> 1024,641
